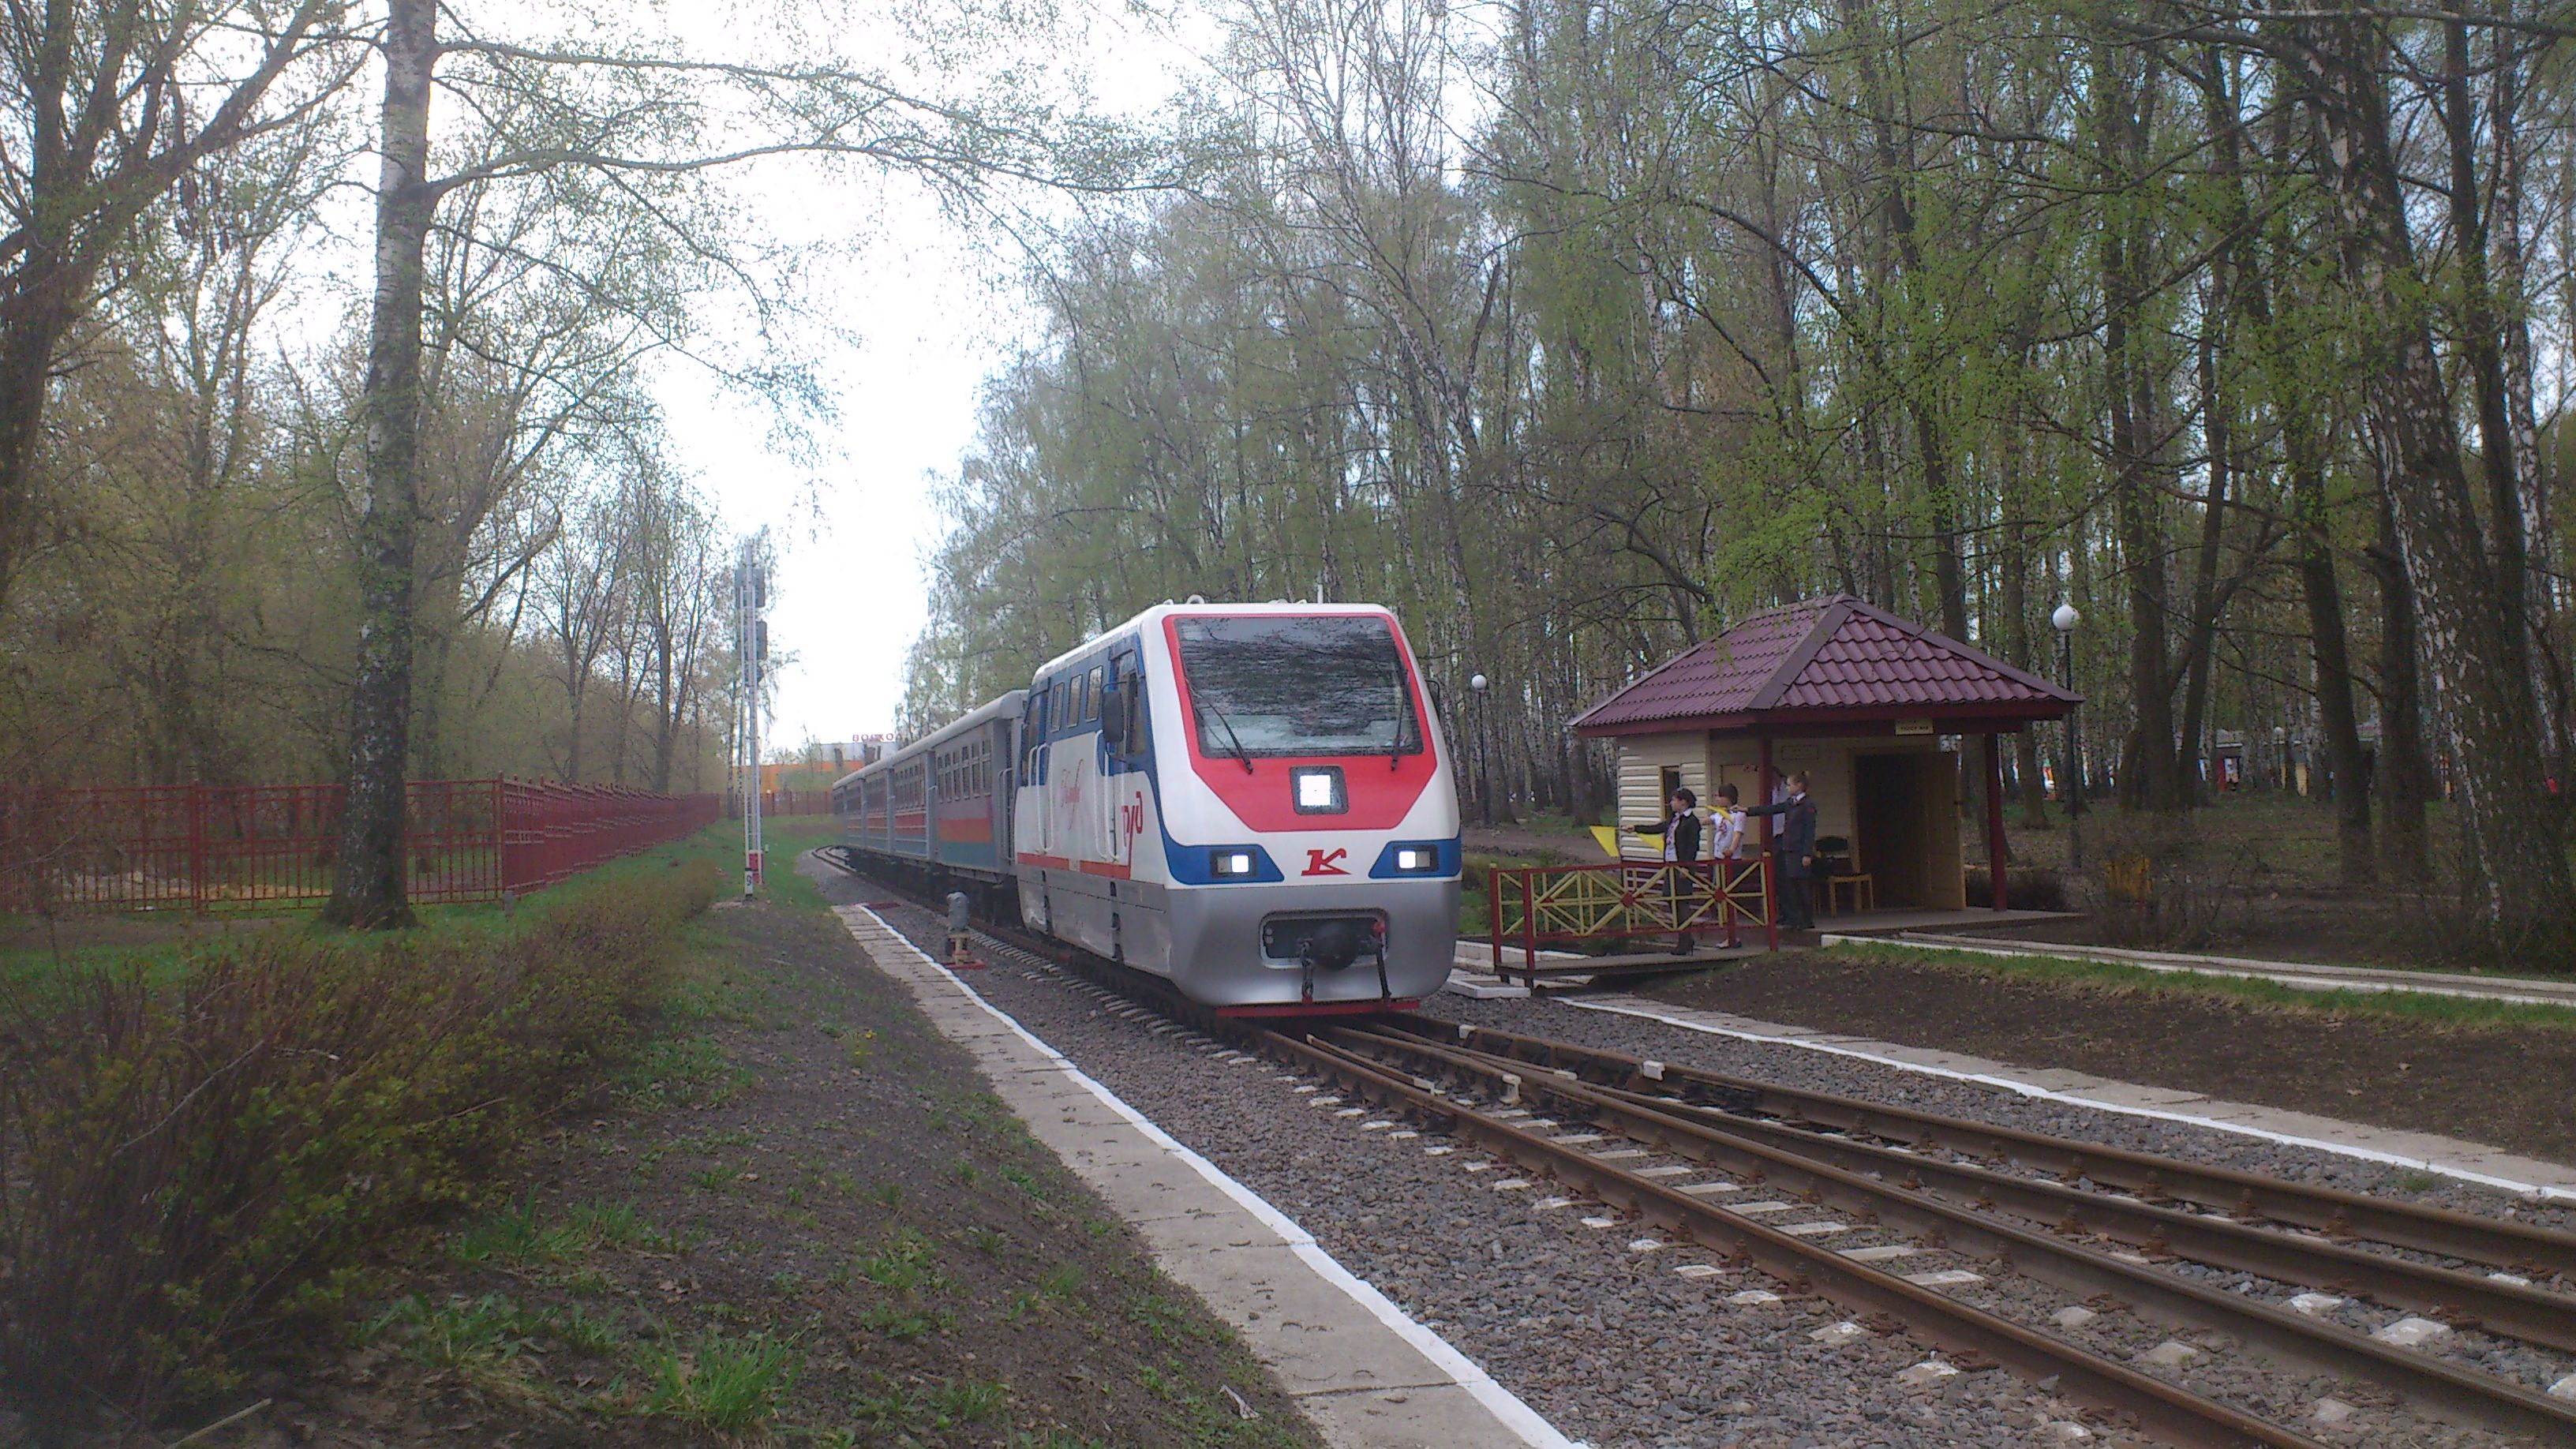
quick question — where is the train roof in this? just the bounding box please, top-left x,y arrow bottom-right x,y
1028,600 -> 1402,680
833,689 -> 1026,791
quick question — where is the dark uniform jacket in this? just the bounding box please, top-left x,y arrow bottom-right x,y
1630,811 -> 1702,863
1743,793 -> 1818,878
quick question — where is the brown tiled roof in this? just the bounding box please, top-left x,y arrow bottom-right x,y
1569,595 -> 2080,736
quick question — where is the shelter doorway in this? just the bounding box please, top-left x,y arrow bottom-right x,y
1852,751 -> 1963,909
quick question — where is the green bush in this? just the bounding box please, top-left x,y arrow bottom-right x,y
0,859 -> 721,1419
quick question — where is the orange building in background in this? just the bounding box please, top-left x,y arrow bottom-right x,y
760,736 -> 889,795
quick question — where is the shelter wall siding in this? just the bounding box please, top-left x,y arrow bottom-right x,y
1617,735 -> 1708,858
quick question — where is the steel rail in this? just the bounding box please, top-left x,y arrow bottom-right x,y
1264,1029 -> 2325,1449
817,864 -> 2558,1440
1399,1016 -> 2576,1280
1353,1028 -> 2576,1356
1335,1026 -> 2576,1444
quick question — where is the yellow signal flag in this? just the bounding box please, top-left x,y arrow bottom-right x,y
1589,824 -> 1623,859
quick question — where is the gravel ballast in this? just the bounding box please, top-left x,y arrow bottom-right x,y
1430,993 -> 2576,1235
819,864 -> 2563,1449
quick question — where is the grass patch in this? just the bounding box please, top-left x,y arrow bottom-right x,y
856,1230 -> 944,1294
1,822 -> 754,990
0,859 -> 724,1418
618,1031 -> 754,1109
369,1294 -> 628,1372
642,1329 -> 799,1431
1130,1290 -> 1224,1350
1808,941 -> 2576,1031
852,1375 -> 1009,1433
444,1195 -> 675,1268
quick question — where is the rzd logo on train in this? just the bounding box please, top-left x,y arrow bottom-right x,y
1302,848 -> 1350,877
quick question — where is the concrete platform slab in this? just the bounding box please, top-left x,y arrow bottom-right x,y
825,899 -> 1582,1449
1440,973 -> 1532,1000
1301,1383 -> 1536,1447
1170,1241 -> 1459,1396
2069,1082 -> 2214,1110
1564,994 -> 2576,1203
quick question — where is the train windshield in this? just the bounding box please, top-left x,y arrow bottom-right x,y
1174,615 -> 1424,758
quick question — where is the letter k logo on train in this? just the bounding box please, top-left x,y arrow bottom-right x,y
1302,848 -> 1350,877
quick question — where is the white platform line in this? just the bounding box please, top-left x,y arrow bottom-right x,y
849,907 -> 1586,1449
1563,997 -> 2576,1203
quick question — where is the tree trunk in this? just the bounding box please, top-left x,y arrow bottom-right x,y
652,625 -> 677,793
0,292 -> 80,609
323,0 -> 436,929
2291,505 -> 2375,886
2001,457 -> 2050,828
2095,39 -> 2179,813
2207,55 -> 2376,883
2369,485 -> 2434,885
2175,311 -> 2229,808
2277,13 -> 2575,935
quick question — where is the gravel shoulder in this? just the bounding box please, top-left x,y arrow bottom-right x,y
787,856 -> 2567,1449
808,894 -> 2143,1448
248,888 -> 1326,1448
1630,948 -> 2576,1169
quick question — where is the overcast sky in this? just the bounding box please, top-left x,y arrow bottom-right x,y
641,1 -> 1212,755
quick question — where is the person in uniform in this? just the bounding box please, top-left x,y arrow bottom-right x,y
1742,773 -> 1818,931
1629,788 -> 1703,953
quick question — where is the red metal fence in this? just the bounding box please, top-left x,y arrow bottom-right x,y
0,780 -> 721,915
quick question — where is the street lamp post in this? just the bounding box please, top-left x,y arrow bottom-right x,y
2053,604 -> 2083,874
1469,672 -> 1493,828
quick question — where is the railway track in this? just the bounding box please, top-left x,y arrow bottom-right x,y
818,850 -> 2576,1448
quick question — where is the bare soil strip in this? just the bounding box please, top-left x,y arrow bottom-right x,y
1638,949 -> 2576,1166
253,897 -> 1325,1449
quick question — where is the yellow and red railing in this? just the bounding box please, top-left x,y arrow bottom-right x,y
1485,856 -> 1777,983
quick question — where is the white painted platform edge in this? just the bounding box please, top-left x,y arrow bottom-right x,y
845,907 -> 1585,1449
1564,995 -> 2576,1203
1824,932 -> 2576,1009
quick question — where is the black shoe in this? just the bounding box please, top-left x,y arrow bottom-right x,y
1675,938 -> 1697,954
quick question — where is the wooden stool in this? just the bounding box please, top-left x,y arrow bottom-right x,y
1827,874 -> 1876,915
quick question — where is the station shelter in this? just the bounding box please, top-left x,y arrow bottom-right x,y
1568,595 -> 2080,916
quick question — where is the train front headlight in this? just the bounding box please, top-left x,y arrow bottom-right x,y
1211,849 -> 1259,878
1374,841 -> 1451,876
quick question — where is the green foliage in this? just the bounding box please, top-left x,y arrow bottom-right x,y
370,1293 -> 627,1370
854,1375 -> 1010,1432
640,1329 -> 799,1431
0,861 -> 722,1417
857,1229 -> 944,1294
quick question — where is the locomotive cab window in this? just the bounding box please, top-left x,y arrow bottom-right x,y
1174,615 -> 1425,758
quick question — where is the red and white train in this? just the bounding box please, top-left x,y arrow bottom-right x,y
833,601 -> 1461,1013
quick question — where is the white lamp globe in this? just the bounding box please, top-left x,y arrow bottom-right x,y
2051,604 -> 2081,634
1469,673 -> 1489,693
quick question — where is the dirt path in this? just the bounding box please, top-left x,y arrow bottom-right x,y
1639,949 -> 2576,1168
255,894 -> 1324,1448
